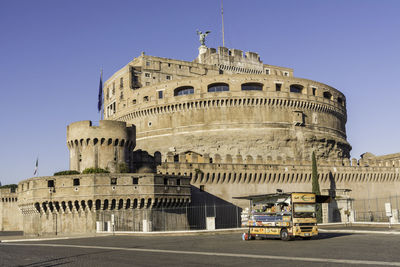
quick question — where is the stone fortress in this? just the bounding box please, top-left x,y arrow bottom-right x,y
1,40 -> 400,235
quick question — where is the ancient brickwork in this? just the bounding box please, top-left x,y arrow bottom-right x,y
158,154 -> 400,209
0,188 -> 22,231
104,47 -> 350,161
17,173 -> 191,235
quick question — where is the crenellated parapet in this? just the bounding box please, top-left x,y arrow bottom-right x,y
67,120 -> 136,172
158,152 -> 400,185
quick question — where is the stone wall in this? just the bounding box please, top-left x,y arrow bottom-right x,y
67,120 -> 135,172
157,155 -> 400,210
0,188 -> 22,231
17,173 -> 191,235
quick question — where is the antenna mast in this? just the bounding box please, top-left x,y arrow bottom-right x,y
221,0 -> 225,47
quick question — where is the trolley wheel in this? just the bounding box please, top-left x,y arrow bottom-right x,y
280,228 -> 291,241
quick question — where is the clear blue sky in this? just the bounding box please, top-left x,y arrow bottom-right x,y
1,0 -> 399,185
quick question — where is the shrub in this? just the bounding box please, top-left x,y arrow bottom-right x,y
82,167 -> 110,174
54,170 -> 80,176
118,163 -> 129,173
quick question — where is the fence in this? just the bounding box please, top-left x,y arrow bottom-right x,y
353,195 -> 400,222
97,204 -> 242,232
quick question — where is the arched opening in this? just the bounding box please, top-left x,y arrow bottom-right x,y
95,199 -> 101,210
118,199 -> 124,209
208,83 -> 229,92
103,199 -> 109,210
241,83 -> 263,91
35,202 -> 41,213
111,199 -> 116,210
174,86 -> 194,96
88,200 -> 93,210
290,84 -> 303,94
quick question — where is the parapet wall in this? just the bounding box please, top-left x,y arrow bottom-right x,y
157,154 -> 400,208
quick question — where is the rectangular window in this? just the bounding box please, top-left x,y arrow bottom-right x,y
73,178 -> 80,186
166,75 -> 171,80
143,96 -> 149,102
177,179 -> 181,186
132,177 -> 139,185
265,69 -> 270,75
145,73 -> 150,78
145,82 -> 150,86
275,83 -> 282,91
199,185 -> 205,192
146,61 -> 150,66
168,63 -> 171,67
120,77 -> 123,88
312,87 -> 316,96
48,180 -> 55,188
132,99 -> 137,104
164,178 -> 168,185
158,90 -> 163,99
110,178 -> 117,185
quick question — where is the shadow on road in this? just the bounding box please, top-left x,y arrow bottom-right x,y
313,232 -> 352,240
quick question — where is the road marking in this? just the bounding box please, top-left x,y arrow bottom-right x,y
2,243 -> 400,266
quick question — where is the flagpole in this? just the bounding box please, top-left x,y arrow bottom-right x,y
101,68 -> 103,121
221,0 -> 225,47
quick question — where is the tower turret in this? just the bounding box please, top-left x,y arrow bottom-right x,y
67,120 -> 135,173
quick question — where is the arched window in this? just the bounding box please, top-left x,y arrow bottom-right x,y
174,86 -> 194,96
208,83 -> 229,92
290,84 -> 303,94
241,83 -> 263,91
337,97 -> 344,105
323,91 -> 332,100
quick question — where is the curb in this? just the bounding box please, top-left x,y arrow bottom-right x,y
319,229 -> 400,235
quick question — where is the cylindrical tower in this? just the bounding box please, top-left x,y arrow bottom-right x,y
112,74 -> 350,161
67,120 -> 135,173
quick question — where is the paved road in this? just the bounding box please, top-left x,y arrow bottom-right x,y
1,232 -> 400,266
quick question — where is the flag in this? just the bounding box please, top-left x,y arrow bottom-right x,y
33,158 -> 38,176
98,70 -> 103,113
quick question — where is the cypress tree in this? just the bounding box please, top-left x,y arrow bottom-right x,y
312,151 -> 323,223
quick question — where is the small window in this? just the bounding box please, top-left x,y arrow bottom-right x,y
132,177 -> 139,185
132,99 -> 137,104
290,84 -> 303,94
241,83 -> 263,91
323,91 -> 332,100
284,71 -> 289,76
174,86 -> 194,96
275,83 -> 282,91
199,185 -> 205,192
164,178 -> 168,185
143,96 -> 149,102
145,82 -> 150,86
48,180 -> 55,188
110,178 -> 117,185
120,92 -> 124,99
178,65 -> 182,69
208,83 -> 229,92
177,179 -> 181,186
166,75 -> 171,80
120,77 -> 123,88
146,61 -> 150,66
158,90 -> 164,99
145,73 -> 150,78
168,63 -> 171,67
312,87 -> 316,96
338,97 -> 344,105
265,69 -> 270,75
73,178 -> 80,186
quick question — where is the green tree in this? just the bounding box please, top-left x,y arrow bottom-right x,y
312,151 -> 323,223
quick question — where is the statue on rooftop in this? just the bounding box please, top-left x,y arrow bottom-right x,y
196,30 -> 211,46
